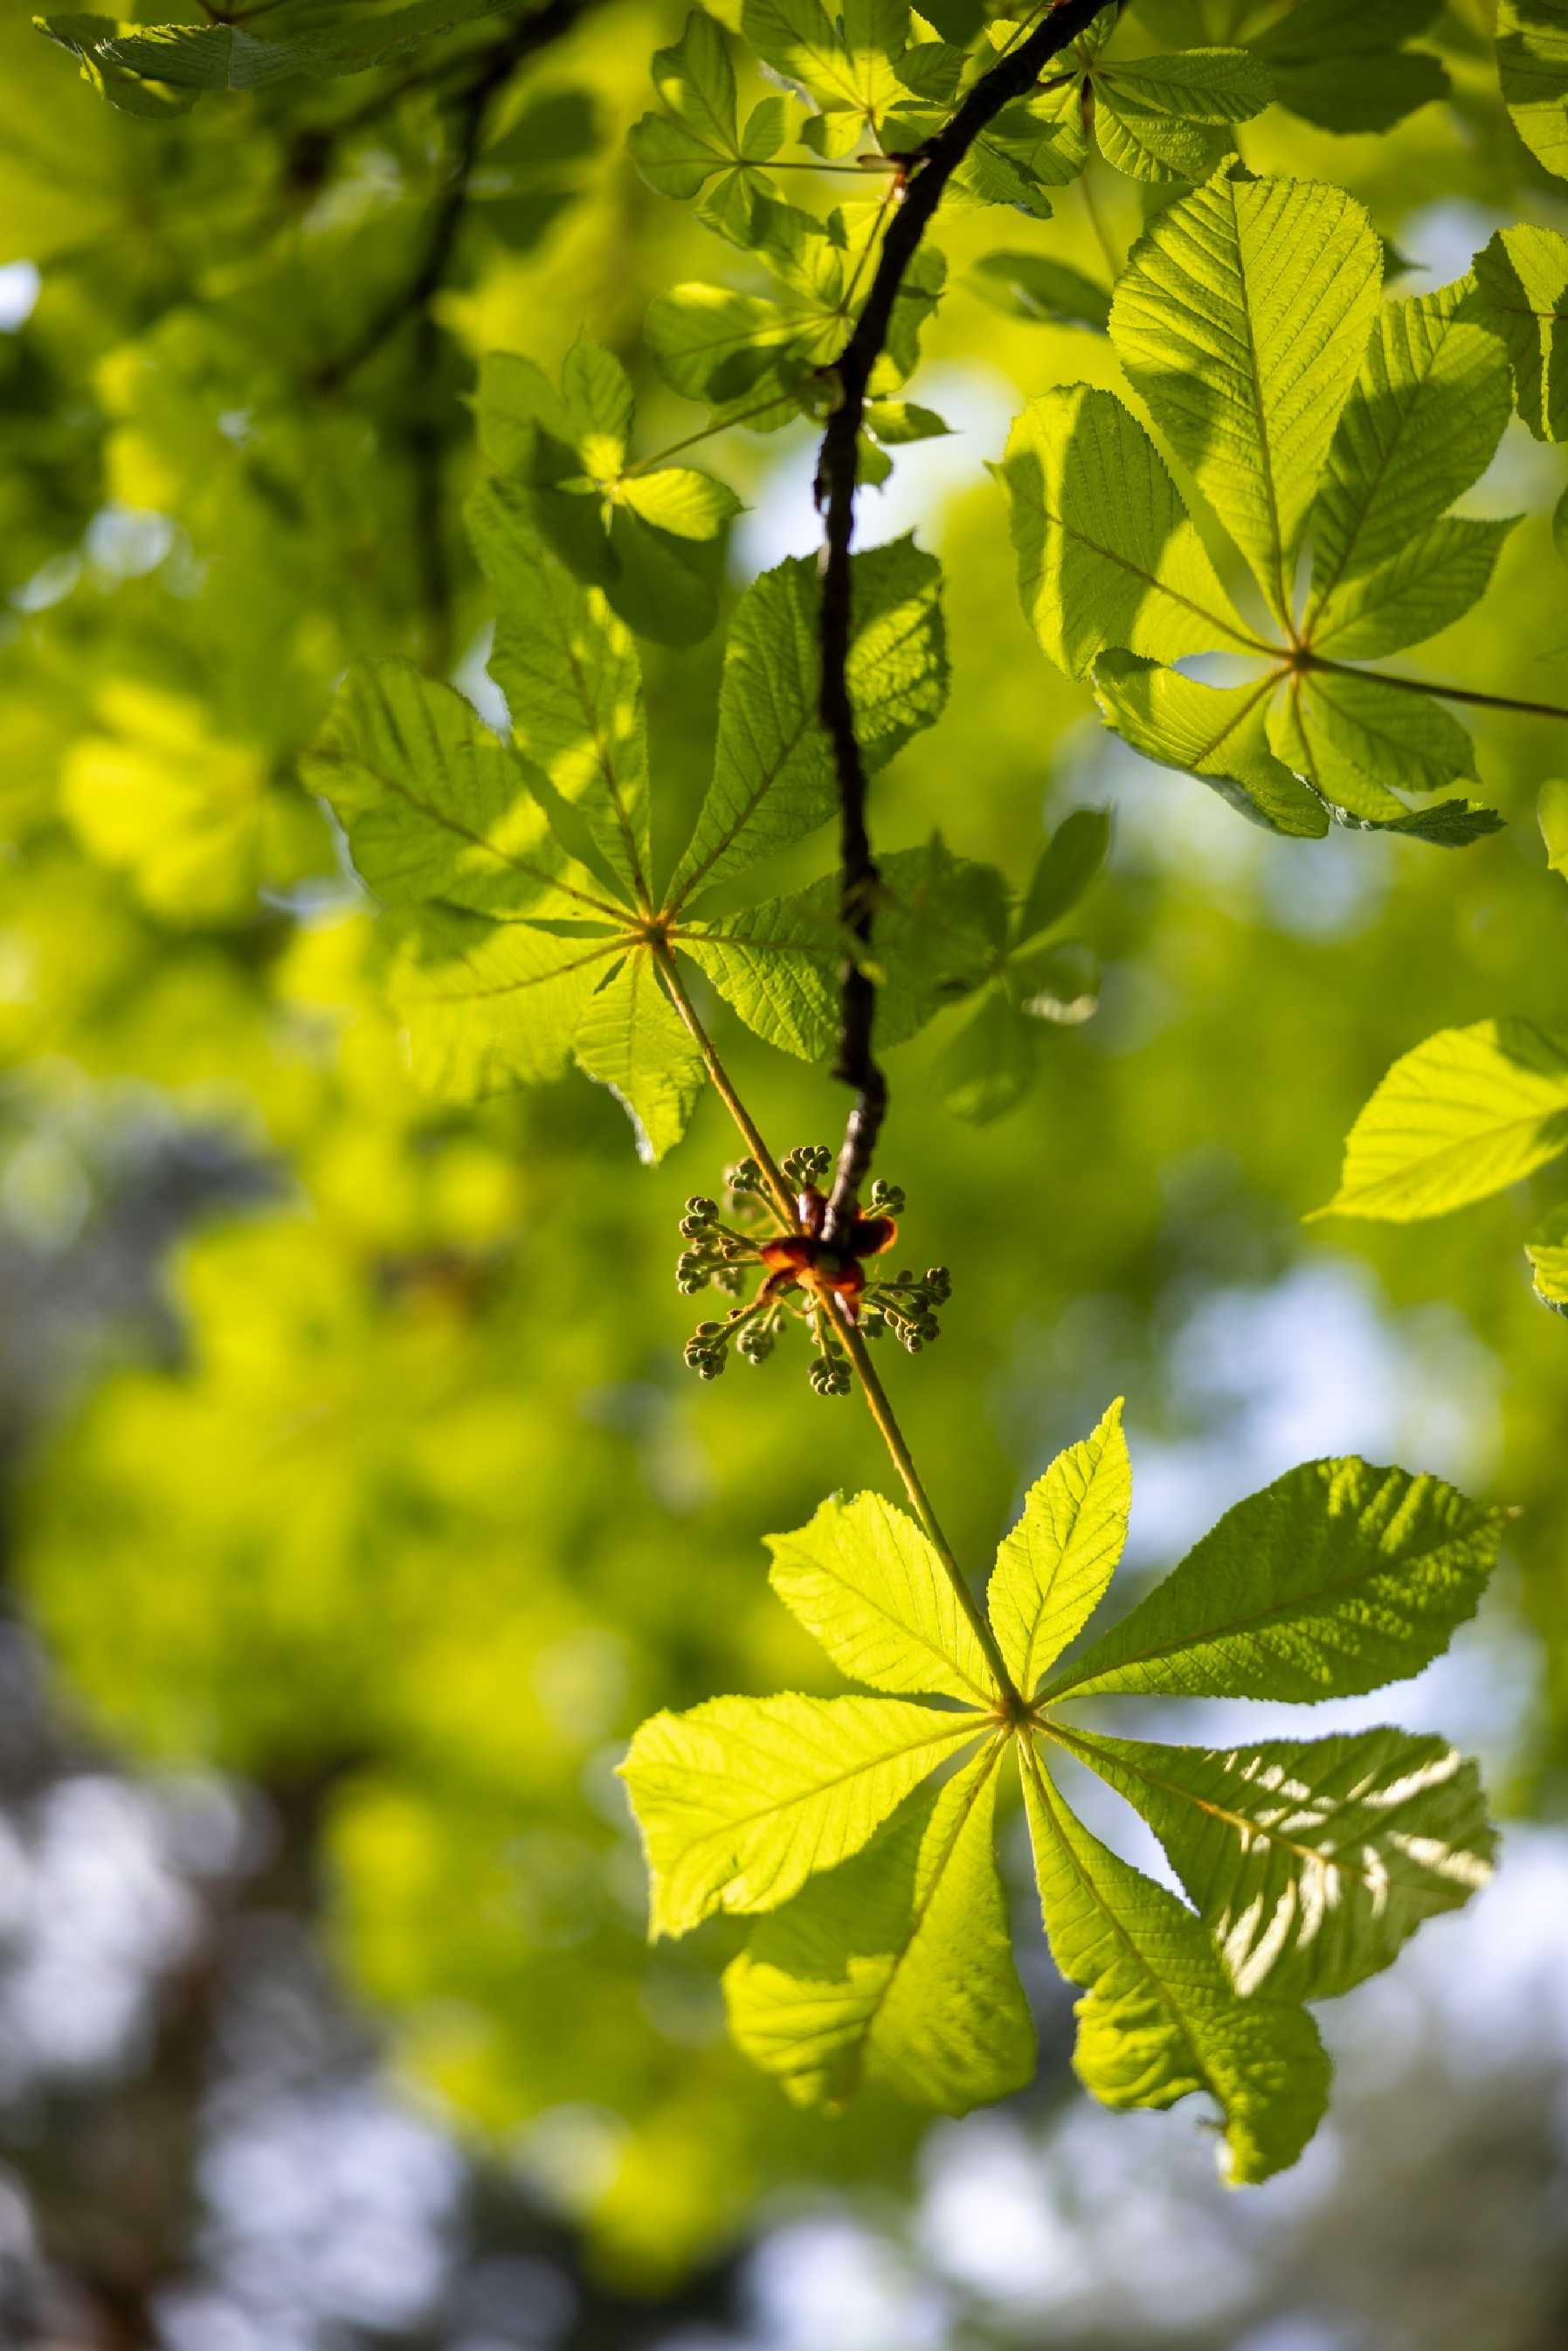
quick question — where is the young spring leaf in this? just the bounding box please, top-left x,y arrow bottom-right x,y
1497,0 -> 1568,181
1016,806 -> 1113,944
765,1490 -> 997,1704
1039,1456 -> 1503,1705
1110,164 -> 1382,625
619,1692 -> 984,1937
1468,226 -> 1568,444
1020,1745 -> 1331,2187
1274,667 -> 1482,799
1004,385 -> 1252,678
1314,1019 -> 1568,1220
1304,280 -> 1515,641
467,480 -> 654,907
1090,48 -> 1273,186
986,1397 -> 1129,1697
630,9 -> 789,243
1055,1723 -> 1495,2002
1540,777 -> 1568,875
572,954 -> 707,1164
680,841 -> 998,1060
1093,657 -> 1329,838
1250,0 -> 1448,135
667,536 -> 948,906
725,1743 -> 1033,2113
1527,1204 -> 1568,1314
967,252 -> 1112,333
474,337 -> 741,647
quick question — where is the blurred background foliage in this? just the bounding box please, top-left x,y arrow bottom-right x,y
1,1 -> 1567,2346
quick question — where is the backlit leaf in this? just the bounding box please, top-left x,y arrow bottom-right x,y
1315,1019 -> 1568,1220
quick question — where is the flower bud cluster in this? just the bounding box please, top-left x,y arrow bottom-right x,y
860,1264 -> 951,1353
674,1152 -> 950,1396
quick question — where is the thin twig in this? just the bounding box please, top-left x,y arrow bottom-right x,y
652,943 -> 1025,1713
811,0 -> 1118,1249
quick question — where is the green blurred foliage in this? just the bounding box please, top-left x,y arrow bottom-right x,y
2,0 -> 1567,2293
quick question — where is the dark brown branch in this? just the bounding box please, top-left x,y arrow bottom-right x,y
813,0 -> 1118,1248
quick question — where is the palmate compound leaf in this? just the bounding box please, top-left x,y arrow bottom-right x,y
1313,1019 -> 1568,1221
624,1411 -> 1501,2172
1053,1723 -> 1495,2002
629,8 -> 791,244
306,515 -> 973,1146
1005,222 -> 1509,848
1020,1745 -> 1331,2185
1088,48 -> 1273,187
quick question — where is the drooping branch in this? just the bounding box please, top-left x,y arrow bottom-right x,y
812,0 -> 1119,1249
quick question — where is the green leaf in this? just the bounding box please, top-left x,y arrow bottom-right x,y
1251,0 -> 1448,135
618,468 -> 744,541
968,251 -> 1111,333
474,339 -> 736,646
1539,776 -> 1568,874
1021,1747 -> 1330,2186
1306,281 -> 1515,629
619,1692 -> 982,1938
1060,1724 -> 1495,2002
1004,385 -> 1252,679
1318,796 -> 1506,850
743,0 -> 910,121
680,841 -> 996,1060
1498,0 -> 1568,180
467,481 -> 653,908
631,10 -> 785,237
37,0 -> 542,105
1005,937 -> 1100,1024
1017,806 -> 1112,944
937,988 -> 1037,1125
766,1492 -> 997,1704
1526,1202 -> 1568,1313
1314,1018 -> 1568,1220
1094,51 -> 1271,187
668,537 -> 947,906
1468,226 -> 1568,444
986,1399 -> 1130,1699
572,954 -> 705,1163
1092,656 -> 1330,839
387,906 -> 622,1099
300,661 -> 609,923
1285,665 -> 1479,796
1110,166 -> 1382,622
725,1741 -> 1034,2112
1309,517 -> 1517,660
1040,1456 -> 1503,1706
